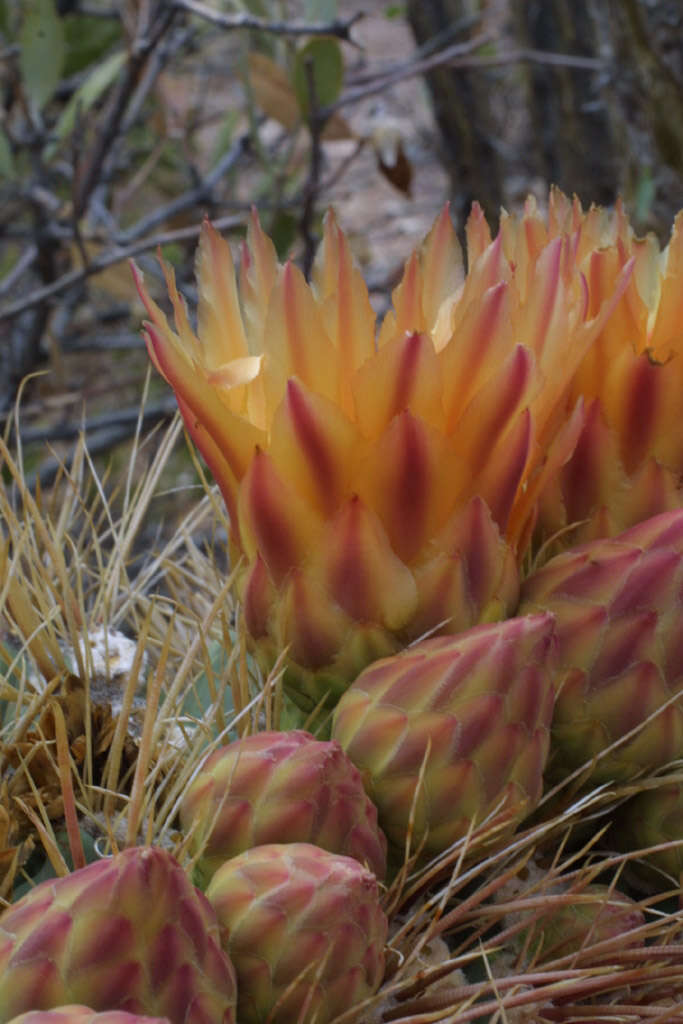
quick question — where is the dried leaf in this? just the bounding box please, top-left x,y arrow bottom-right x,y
248,51 -> 300,131
322,112 -> 354,141
373,124 -> 413,196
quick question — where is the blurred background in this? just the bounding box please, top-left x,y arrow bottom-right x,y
1,0 -> 682,503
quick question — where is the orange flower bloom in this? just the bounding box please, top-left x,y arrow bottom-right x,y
135,198 -> 632,708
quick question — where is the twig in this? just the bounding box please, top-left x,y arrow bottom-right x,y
73,2 -> 178,217
299,57 -> 325,281
0,213 -> 244,323
26,409 -> 179,491
61,331 -> 146,353
328,33 -> 605,114
329,31 -> 497,112
11,397 -> 178,444
173,0 -> 363,42
115,134 -> 250,244
0,245 -> 38,298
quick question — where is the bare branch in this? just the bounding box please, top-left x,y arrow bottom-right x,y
73,2 -> 178,217
8,397 -> 178,443
328,32 -> 605,114
0,246 -> 38,299
115,134 -> 250,244
299,57 -> 326,281
0,214 -> 245,323
173,0 -> 363,42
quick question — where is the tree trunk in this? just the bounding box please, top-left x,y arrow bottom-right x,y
406,0 -> 508,227
407,0 -> 683,234
511,0 -> 617,207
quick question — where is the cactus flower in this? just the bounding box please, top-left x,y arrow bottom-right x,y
136,200 -> 627,709
500,190 -> 683,545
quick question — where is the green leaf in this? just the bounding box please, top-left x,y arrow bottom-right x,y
292,36 -> 344,119
159,242 -> 184,266
178,638 -> 237,739
46,49 -> 126,159
12,829 -> 99,901
62,13 -> 122,76
279,693 -> 309,731
268,209 -> 299,260
635,166 -> 656,225
210,109 -> 240,165
19,0 -> 66,110
0,126 -> 14,179
0,0 -> 14,39
305,0 -> 337,19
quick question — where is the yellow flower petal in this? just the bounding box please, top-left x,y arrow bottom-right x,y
355,410 -> 463,564
269,377 -> 358,517
196,218 -> 250,366
352,331 -> 444,439
238,448 -> 323,584
314,496 -> 418,633
144,321 -> 264,482
313,209 -> 377,407
261,261 -> 338,414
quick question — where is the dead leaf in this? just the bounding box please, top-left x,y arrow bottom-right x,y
372,123 -> 413,196
248,52 -> 300,131
322,112 -> 355,141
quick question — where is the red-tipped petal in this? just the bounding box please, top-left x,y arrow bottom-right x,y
263,262 -> 338,406
239,449 -> 323,584
451,344 -> 535,471
469,408 -> 532,534
356,410 -> 463,564
465,202 -> 493,265
649,210 -> 683,356
278,570 -> 353,671
269,378 -> 358,516
376,252 -> 423,350
316,496 -> 417,631
175,395 -> 242,545
440,281 -> 513,431
313,210 -> 377,397
352,331 -> 443,439
242,555 -> 276,639
145,321 -> 264,483
131,261 -> 172,336
196,219 -> 249,365
418,203 -> 464,329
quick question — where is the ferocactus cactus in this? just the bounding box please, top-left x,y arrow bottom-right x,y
206,842 -> 387,1024
520,508 -> 683,782
332,613 -> 556,857
614,781 -> 683,888
6,1010 -> 170,1024
181,730 -> 387,884
0,847 -> 237,1024
515,884 -> 645,964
